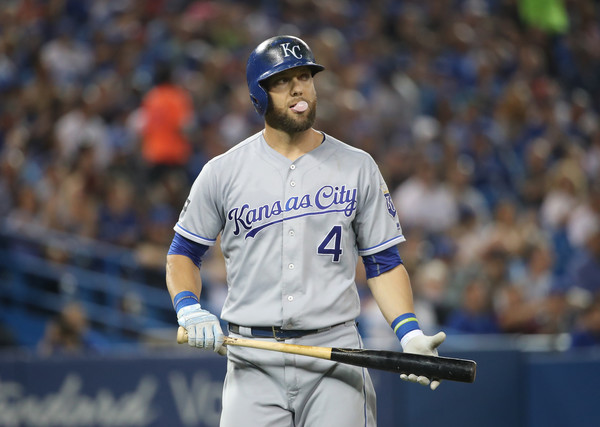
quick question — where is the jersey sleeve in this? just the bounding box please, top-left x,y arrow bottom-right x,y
174,162 -> 224,246
354,157 -> 405,256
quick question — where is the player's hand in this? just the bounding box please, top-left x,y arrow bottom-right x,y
177,304 -> 226,355
401,331 -> 446,390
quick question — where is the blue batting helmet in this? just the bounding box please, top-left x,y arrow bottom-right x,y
246,35 -> 325,116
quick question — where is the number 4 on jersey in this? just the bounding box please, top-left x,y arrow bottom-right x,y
318,225 -> 343,262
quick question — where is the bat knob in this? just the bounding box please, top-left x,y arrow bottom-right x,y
177,326 -> 188,344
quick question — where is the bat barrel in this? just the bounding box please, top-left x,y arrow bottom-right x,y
330,348 -> 476,383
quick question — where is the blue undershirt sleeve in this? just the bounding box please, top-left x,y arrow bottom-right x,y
168,232 -> 210,268
361,245 -> 403,279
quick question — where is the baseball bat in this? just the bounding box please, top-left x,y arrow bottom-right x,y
177,326 -> 476,383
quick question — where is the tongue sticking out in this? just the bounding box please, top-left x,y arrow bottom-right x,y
291,101 -> 308,113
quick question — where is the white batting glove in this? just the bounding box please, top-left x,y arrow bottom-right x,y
401,331 -> 446,390
177,304 -> 225,355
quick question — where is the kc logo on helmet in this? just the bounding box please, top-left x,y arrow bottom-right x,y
280,43 -> 303,59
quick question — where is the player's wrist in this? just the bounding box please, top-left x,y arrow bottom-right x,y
173,291 -> 200,315
391,313 -> 423,350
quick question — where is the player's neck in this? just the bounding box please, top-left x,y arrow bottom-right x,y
263,127 -> 322,161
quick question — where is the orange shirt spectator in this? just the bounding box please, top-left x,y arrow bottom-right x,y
141,66 -> 193,166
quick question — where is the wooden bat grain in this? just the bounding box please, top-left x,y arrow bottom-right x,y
178,326 -> 331,358
177,326 -> 476,383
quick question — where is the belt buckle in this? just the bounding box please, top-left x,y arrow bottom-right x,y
272,326 -> 286,341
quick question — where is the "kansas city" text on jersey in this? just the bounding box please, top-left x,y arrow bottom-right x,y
228,185 -> 357,238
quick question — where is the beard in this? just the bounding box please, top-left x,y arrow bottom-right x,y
264,97 -> 317,134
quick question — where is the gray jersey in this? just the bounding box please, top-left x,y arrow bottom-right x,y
175,131 -> 405,329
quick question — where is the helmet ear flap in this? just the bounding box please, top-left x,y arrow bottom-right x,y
249,83 -> 268,116
250,95 -> 262,115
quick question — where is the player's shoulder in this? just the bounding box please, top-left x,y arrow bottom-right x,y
205,131 -> 262,167
322,133 -> 377,164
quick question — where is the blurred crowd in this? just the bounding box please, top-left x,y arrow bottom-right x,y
1,0 -> 600,352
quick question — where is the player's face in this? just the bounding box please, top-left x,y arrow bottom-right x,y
264,67 -> 317,134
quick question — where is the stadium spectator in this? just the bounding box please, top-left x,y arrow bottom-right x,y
139,62 -> 194,183
498,242 -> 569,334
446,157 -> 491,224
563,222 -> 600,299
41,145 -> 100,238
570,296 -> 600,349
412,259 -> 452,333
567,185 -> 600,250
518,137 -> 552,209
445,278 -> 500,334
54,89 -> 113,170
39,21 -> 94,88
37,302 -> 106,356
97,175 -> 141,248
392,155 -> 458,233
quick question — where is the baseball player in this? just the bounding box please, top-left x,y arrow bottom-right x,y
166,35 -> 446,427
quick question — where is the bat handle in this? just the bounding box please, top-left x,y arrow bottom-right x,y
177,326 -> 187,344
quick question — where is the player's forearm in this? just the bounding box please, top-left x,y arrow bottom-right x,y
366,264 -> 416,325
166,254 -> 203,301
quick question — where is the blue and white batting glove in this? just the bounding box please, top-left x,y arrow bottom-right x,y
174,292 -> 225,355
392,313 -> 446,390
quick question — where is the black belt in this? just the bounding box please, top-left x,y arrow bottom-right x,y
228,322 -> 346,341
